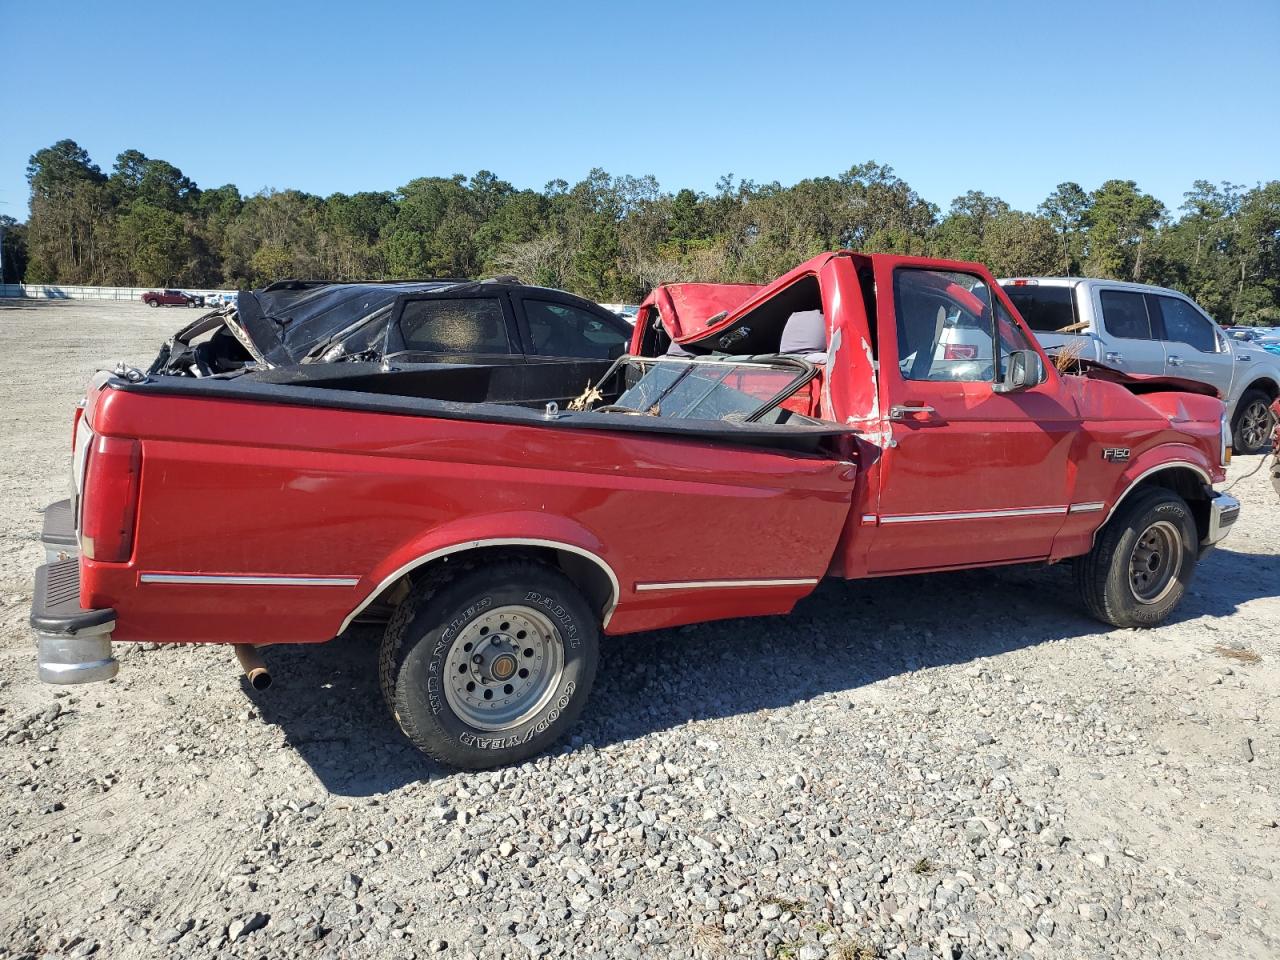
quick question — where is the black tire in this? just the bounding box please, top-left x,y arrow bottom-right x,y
1074,487 -> 1198,628
378,558 -> 599,770
147,300 -> 158,308
1231,388 -> 1275,455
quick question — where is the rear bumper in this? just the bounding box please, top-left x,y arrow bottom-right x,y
31,554 -> 119,685
1202,491 -> 1241,547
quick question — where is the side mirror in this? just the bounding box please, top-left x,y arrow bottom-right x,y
994,349 -> 1047,393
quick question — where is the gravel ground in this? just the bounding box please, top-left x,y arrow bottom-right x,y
1,299 -> 1276,960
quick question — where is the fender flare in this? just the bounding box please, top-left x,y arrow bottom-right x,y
337,512 -> 621,634
1091,451 -> 1213,547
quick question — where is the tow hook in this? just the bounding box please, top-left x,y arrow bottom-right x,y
234,644 -> 272,690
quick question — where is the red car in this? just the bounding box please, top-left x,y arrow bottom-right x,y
32,253 -> 1240,769
141,289 -> 202,308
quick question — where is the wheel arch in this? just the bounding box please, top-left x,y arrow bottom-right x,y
1241,375 -> 1279,401
339,536 -> 620,635
1094,460 -> 1213,547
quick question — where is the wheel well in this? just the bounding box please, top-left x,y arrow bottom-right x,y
1120,466 -> 1212,542
345,543 -> 618,632
1242,377 -> 1278,403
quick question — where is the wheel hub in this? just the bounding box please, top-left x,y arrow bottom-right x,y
443,605 -> 565,731
1128,520 -> 1183,605
1241,400 -> 1271,450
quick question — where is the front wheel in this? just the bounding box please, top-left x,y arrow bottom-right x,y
1074,488 -> 1198,628
379,558 -> 599,769
1232,389 -> 1275,455
146,300 -> 158,307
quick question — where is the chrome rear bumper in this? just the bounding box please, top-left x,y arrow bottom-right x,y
31,558 -> 119,685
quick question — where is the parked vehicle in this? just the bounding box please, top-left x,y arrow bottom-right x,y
1001,278 -> 1280,454
150,279 -> 632,388
33,252 -> 1241,769
141,289 -> 203,308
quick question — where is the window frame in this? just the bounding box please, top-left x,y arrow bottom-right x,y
511,292 -> 632,362
1147,293 -> 1221,354
890,267 -> 1035,385
385,290 -> 522,360
1097,288 -> 1158,342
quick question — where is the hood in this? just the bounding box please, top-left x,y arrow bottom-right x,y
237,280 -> 462,366
1070,357 -> 1221,398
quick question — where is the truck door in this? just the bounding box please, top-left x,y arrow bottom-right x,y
866,263 -> 1079,573
1147,293 -> 1235,397
1093,287 -> 1167,375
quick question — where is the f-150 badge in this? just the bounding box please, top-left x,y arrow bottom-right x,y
1102,448 -> 1131,463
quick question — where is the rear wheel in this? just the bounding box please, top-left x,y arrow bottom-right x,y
1232,388 -> 1275,454
1074,488 -> 1198,628
379,558 -> 599,769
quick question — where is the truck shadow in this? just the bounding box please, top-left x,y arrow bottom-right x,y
249,545 -> 1277,796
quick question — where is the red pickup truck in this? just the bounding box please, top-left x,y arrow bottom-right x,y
141,289 -> 202,308
32,252 -> 1241,769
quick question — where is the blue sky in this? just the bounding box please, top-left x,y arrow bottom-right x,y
1,0 -> 1276,220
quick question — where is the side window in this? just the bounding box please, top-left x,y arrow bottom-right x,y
1154,296 -> 1217,352
523,300 -> 628,359
398,298 -> 512,354
1099,290 -> 1154,340
1002,284 -> 1080,334
895,269 -> 1028,383
995,300 -> 1034,376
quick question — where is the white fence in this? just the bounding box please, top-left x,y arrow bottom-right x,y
0,283 -> 235,301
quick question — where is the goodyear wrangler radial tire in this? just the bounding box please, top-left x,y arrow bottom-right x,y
1074,488 -> 1198,629
379,559 -> 599,770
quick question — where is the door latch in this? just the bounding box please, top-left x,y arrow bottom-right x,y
888,404 -> 936,420
1167,355 -> 1185,366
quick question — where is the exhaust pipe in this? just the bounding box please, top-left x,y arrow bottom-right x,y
233,644 -> 272,690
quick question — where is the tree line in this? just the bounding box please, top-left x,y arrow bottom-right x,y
4,138 -> 1278,324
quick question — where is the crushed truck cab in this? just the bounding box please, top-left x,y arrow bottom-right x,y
33,252 -> 1240,769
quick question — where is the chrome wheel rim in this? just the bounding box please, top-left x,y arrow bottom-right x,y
443,604 -> 564,731
1239,400 -> 1272,451
1128,520 -> 1183,604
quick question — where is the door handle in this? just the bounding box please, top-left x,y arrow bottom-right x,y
889,403 -> 937,420
1239,354 -> 1252,362
1167,355 -> 1185,366
1105,351 -> 1124,363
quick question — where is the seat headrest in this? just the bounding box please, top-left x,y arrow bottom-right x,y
779,309 -> 827,355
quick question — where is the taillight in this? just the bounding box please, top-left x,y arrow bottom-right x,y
944,344 -> 977,360
80,437 -> 141,562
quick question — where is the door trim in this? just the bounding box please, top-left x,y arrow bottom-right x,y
880,505 -> 1067,524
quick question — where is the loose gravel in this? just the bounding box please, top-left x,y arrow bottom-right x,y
1,299 -> 1277,960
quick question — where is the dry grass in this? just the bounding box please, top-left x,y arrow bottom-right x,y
910,857 -> 937,876
762,895 -> 808,914
831,939 -> 882,960
691,923 -> 727,959
1214,645 -> 1261,664
1052,337 -> 1088,373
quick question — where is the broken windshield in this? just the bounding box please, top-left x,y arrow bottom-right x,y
588,356 -> 819,424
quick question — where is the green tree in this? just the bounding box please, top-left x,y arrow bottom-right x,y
1083,180 -> 1165,280
1037,182 -> 1090,274
113,203 -> 192,284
